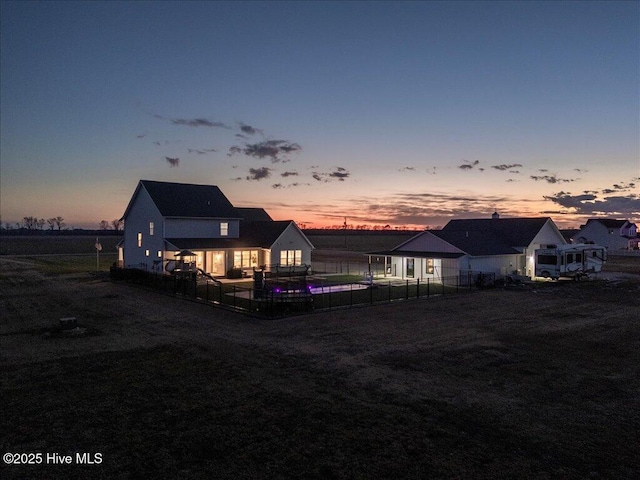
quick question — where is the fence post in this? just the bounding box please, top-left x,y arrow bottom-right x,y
417,278 -> 420,299
427,278 -> 430,298
233,285 -> 237,308
350,283 -> 353,307
405,280 -> 409,300
442,279 -> 445,295
456,276 -> 459,293
370,282 -> 373,305
388,281 -> 391,303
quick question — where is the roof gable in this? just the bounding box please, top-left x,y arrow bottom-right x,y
236,207 -> 273,222
139,180 -> 241,219
438,217 -> 552,256
585,218 -> 628,229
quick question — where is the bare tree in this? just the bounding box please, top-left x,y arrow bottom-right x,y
111,219 -> 123,232
99,220 -> 110,231
23,216 -> 37,230
47,218 -> 56,230
54,216 -> 65,230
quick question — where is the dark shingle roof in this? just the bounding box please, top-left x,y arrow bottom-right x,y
140,180 -> 241,218
585,218 -> 627,229
436,218 -> 551,256
236,207 -> 273,222
166,221 -> 300,250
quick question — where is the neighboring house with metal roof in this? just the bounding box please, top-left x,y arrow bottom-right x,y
368,213 -> 566,281
573,219 -> 639,251
118,180 -> 314,277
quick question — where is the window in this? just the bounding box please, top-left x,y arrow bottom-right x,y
566,253 -> 574,264
157,250 -> 162,258
280,250 -> 302,266
426,258 -> 434,274
149,222 -> 154,236
137,233 -> 142,247
145,250 -> 150,257
537,255 -> 557,265
233,250 -> 259,269
220,222 -> 228,236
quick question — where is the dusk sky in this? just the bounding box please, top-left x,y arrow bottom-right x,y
1,0 -> 638,230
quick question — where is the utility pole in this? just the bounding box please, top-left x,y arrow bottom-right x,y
343,217 -> 347,248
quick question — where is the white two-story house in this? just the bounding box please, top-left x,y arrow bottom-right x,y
573,219 -> 639,251
118,180 -> 314,277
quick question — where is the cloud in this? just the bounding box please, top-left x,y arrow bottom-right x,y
136,133 -> 147,139
170,117 -> 232,129
492,163 -> 523,171
543,189 -> 640,216
228,139 -> 302,163
246,167 -> 272,181
398,166 -> 415,172
311,167 -> 351,182
187,148 -> 217,155
530,175 -> 575,184
238,122 -> 263,136
165,157 -> 180,167
458,160 -> 480,170
329,167 -> 350,180
272,183 -> 284,189
281,171 -> 299,177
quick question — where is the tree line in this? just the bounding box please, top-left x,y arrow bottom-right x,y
2,216 -> 123,232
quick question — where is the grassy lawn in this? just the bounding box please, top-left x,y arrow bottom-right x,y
1,255 -> 639,479
17,254 -> 118,275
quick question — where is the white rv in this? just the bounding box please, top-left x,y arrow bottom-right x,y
535,244 -> 607,280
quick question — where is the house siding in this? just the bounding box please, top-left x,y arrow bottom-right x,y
270,223 -> 313,266
164,218 -> 240,239
574,220 -> 635,250
123,186 -> 164,271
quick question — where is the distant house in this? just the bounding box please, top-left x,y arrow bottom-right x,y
368,213 -> 566,281
573,219 -> 639,251
118,180 -> 314,276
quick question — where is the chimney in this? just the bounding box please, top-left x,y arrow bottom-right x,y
492,211 -> 500,220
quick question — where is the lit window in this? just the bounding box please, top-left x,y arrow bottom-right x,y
280,250 -> 302,266
157,250 -> 162,258
137,233 -> 142,247
220,222 -> 228,236
145,250 -> 150,257
233,250 -> 258,268
149,222 -> 154,236
426,258 -> 434,274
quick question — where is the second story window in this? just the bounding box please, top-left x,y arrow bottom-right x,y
220,222 -> 228,236
137,233 -> 143,247
149,222 -> 154,236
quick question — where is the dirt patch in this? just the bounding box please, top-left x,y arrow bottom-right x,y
1,257 -> 639,479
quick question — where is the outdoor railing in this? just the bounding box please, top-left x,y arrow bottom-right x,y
110,267 -> 494,317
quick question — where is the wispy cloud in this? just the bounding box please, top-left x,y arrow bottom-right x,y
458,160 -> 483,171
164,157 -> 180,167
187,148 -> 217,155
238,122 -> 263,136
281,171 -> 299,177
530,175 -> 575,184
311,167 -> 351,182
228,139 -> 302,163
492,163 -> 523,171
170,117 -> 232,129
246,167 -> 272,181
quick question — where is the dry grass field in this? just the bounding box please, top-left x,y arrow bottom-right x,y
1,237 -> 639,479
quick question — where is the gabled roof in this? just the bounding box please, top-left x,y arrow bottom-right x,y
236,207 -> 273,222
166,220 -> 314,250
129,180 -> 242,219
436,217 -> 552,256
584,218 -> 628,229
